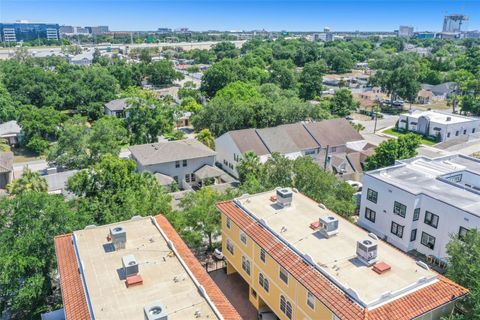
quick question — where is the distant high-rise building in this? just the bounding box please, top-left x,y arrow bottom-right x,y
442,14 -> 468,33
75,26 -> 90,35
87,25 -> 109,35
398,25 -> 414,37
157,28 -> 172,34
0,21 -> 59,42
59,25 -> 74,34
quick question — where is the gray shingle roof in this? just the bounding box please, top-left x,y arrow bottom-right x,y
44,170 -> 78,192
129,139 -> 216,166
256,126 -> 300,154
194,164 -> 225,179
0,121 -> 21,136
154,173 -> 174,186
228,129 -> 270,155
304,118 -> 363,147
104,98 -> 128,112
421,82 -> 457,96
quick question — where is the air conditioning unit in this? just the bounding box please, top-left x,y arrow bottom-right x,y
122,254 -> 139,277
356,239 -> 378,266
144,302 -> 168,320
319,216 -> 339,238
110,226 -> 126,250
276,188 -> 293,207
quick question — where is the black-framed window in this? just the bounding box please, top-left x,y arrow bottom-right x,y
226,217 -> 231,229
241,256 -> 250,275
390,221 -> 404,238
413,208 -> 420,221
280,296 -> 292,320
175,160 -> 180,168
421,232 -> 436,250
410,229 -> 417,241
424,211 -> 439,228
240,232 -> 247,244
226,239 -> 234,255
260,248 -> 266,263
393,201 -> 407,218
307,291 -> 315,309
182,159 -> 187,167
464,129 -> 467,135
459,226 -> 469,240
365,207 -> 376,223
279,266 -> 288,284
259,273 -> 269,292
366,189 -> 378,203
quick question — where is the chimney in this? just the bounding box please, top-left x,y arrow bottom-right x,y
110,226 -> 126,250
356,239 -> 378,266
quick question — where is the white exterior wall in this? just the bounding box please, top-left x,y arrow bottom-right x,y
134,155 -> 216,189
398,114 -> 480,142
358,174 -> 480,259
215,134 -> 243,178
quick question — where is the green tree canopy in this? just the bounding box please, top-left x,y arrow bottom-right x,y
299,61 -> 327,100
329,88 -> 359,117
6,168 -> 48,195
364,134 -> 421,170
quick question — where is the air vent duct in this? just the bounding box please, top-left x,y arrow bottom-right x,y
122,254 -> 139,277
144,301 -> 168,320
276,188 -> 293,207
319,216 -> 339,238
110,226 -> 126,250
356,239 -> 378,266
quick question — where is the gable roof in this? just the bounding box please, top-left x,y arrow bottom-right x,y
104,98 -> 128,112
256,126 -> 301,154
129,139 -> 216,166
278,122 -> 320,150
0,120 -> 21,136
421,82 -> 457,96
228,129 -> 270,155
304,118 -> 363,147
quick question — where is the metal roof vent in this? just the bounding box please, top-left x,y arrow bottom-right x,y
110,226 -> 126,250
276,188 -> 293,207
356,239 -> 378,266
319,216 -> 339,238
144,301 -> 168,320
122,254 -> 139,277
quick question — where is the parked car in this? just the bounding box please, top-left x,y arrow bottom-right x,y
213,248 -> 224,260
258,307 -> 278,320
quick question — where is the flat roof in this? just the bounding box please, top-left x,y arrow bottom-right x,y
402,110 -> 479,125
235,190 -> 437,307
367,155 -> 480,216
64,216 -> 238,320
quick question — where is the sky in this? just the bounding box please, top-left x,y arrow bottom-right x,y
0,0 -> 479,32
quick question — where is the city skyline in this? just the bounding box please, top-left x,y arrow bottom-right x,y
1,0 -> 479,32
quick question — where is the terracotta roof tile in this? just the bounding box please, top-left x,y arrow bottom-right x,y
216,201 -> 469,320
155,215 -> 242,320
54,234 -> 91,320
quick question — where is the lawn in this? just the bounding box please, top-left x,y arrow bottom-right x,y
12,147 -> 45,163
382,128 -> 437,146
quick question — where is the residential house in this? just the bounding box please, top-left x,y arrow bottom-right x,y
398,110 -> 480,142
358,154 -> 480,261
129,139 -> 222,190
215,119 -> 366,179
50,215 -> 240,320
417,89 -> 434,104
218,189 -> 468,320
0,120 -> 22,146
43,169 -> 78,196
104,98 -> 129,117
68,50 -> 94,66
0,152 -> 13,189
421,82 -> 457,100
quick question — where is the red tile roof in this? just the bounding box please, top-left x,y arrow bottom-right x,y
216,201 -> 469,320
54,234 -> 91,320
155,215 -> 242,320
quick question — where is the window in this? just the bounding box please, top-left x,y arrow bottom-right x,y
410,229 -> 417,241
226,239 -> 234,255
182,159 -> 187,167
251,288 -> 257,298
331,147 -> 337,152
185,174 -> 191,183
424,211 -> 439,228
393,201 -> 407,218
455,131 -> 459,136
307,291 -> 315,309
280,296 -> 293,320
365,207 -> 376,223
226,217 -> 231,229
413,208 -> 420,221
258,273 -> 269,292
447,132 -> 451,138
473,128 -> 476,133
390,222 -> 404,238
305,149 -> 315,155
191,174 -> 196,182
223,159 -> 227,165
175,160 -> 180,168
260,248 -> 266,263
366,189 -> 378,203
173,176 -> 178,183
459,226 -> 469,240
421,232 -> 436,250
464,129 -> 467,135
241,256 -> 250,275
240,232 -> 247,245
433,127 -> 441,131
229,163 -> 233,169
279,266 -> 288,284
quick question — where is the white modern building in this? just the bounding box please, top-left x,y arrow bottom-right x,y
358,154 -> 480,261
398,110 -> 480,142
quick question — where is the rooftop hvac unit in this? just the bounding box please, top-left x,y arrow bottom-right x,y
144,302 -> 168,320
319,216 -> 339,238
122,254 -> 139,277
356,239 -> 378,266
110,226 -> 126,250
276,188 -> 293,207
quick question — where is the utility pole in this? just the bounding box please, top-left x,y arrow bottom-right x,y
323,145 -> 330,170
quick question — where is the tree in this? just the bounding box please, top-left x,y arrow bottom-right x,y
364,134 -> 421,170
446,229 -> 480,318
237,151 -> 262,183
330,88 -> 359,117
262,153 -> 293,189
299,61 -> 327,100
212,41 -> 239,60
88,117 -> 128,162
0,83 -> 17,122
460,95 -> 480,116
322,47 -> 355,73
269,60 -> 297,90
6,168 -> 48,195
67,155 -> 171,224
0,192 -> 89,319
196,128 -> 215,149
146,60 -> 183,87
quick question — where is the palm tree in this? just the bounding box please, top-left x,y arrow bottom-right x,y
237,151 -> 261,183
0,138 -> 10,152
196,129 -> 215,149
7,168 -> 48,195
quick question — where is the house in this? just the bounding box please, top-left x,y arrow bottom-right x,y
129,139 -> 222,190
398,110 -> 480,142
218,189 -> 468,320
0,152 -> 13,189
51,215 -> 240,320
175,111 -> 192,128
104,98 -> 129,117
68,50 -> 94,66
43,169 -> 78,196
215,119 -> 365,178
421,82 -> 457,100
358,154 -> 480,261
0,120 -> 22,146
417,89 -> 434,104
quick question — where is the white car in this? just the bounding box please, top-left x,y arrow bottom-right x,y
213,248 -> 224,260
